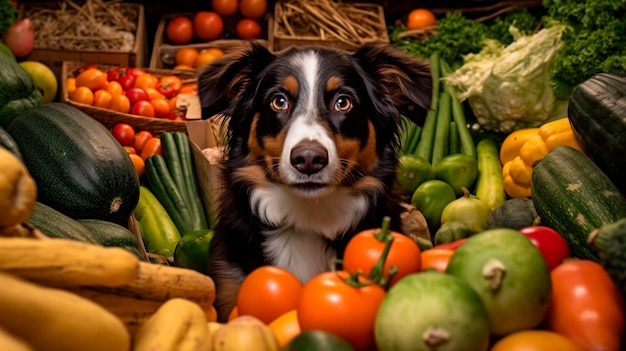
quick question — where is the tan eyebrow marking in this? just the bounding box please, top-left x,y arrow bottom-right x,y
283,76 -> 298,97
326,76 -> 342,92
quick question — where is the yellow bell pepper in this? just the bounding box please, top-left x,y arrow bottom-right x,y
501,117 -> 583,198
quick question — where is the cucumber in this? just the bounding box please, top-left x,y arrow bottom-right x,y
475,138 -> 506,211
375,270 -> 490,351
531,146 -> 626,261
27,202 -> 100,245
77,219 -> 146,260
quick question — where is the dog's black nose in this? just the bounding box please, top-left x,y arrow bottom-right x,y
290,140 -> 328,175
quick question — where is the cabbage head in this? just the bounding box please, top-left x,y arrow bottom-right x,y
443,25 -> 568,133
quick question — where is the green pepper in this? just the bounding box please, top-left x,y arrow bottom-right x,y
0,51 -> 42,127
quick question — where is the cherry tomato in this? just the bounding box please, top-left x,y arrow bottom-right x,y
236,18 -> 262,40
75,68 -> 107,90
140,137 -> 162,160
419,249 -> 454,273
407,8 -> 436,30
544,259 -> 624,351
166,16 -> 194,45
151,98 -> 171,118
490,330 -> 584,351
128,68 -> 146,78
236,265 -> 303,325
93,89 -> 112,109
107,66 -> 130,81
193,11 -> 224,41
109,94 -> 131,114
179,83 -> 197,95
123,146 -> 136,155
159,75 -> 183,94
117,74 -> 136,91
297,270 -> 386,350
125,87 -> 150,106
104,81 -> 123,97
134,73 -> 159,90
342,218 -> 421,287
133,130 -> 154,153
69,86 -> 94,105
71,64 -> 98,78
128,153 -> 145,177
111,123 -> 136,146
519,226 -> 570,270
239,0 -> 267,19
66,77 -> 76,93
144,87 -> 166,101
132,100 -> 155,117
212,0 -> 238,16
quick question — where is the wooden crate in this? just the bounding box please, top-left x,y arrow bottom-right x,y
150,12 -> 269,69
270,2 -> 388,51
18,1 -> 148,83
60,61 -> 197,136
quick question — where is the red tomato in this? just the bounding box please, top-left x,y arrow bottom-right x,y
297,270 -> 386,350
140,137 -> 162,160
132,100 -> 155,117
342,218 -> 421,287
432,238 -> 467,251
212,0 -> 238,16
519,226 -> 570,270
544,259 -> 624,351
419,249 -> 454,273
133,130 -> 154,153
125,88 -> 150,106
239,0 -> 267,19
236,18 -> 262,40
111,123 -> 135,146
193,11 -> 224,41
166,16 -> 194,45
236,265 -> 303,325
159,75 -> 183,94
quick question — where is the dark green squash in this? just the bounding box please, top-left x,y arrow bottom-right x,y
0,125 -> 21,159
7,103 -> 140,225
28,202 -> 101,244
0,51 -> 42,127
568,73 -> 626,194
77,219 -> 146,260
485,198 -> 539,230
531,146 -> 626,261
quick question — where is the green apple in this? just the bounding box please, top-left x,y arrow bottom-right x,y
18,61 -> 58,103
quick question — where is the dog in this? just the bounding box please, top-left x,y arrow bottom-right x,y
198,42 -> 432,321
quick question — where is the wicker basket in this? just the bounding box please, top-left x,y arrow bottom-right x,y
60,61 -> 197,136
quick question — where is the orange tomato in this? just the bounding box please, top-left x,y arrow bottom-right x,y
104,81 -> 123,97
66,77 -> 76,93
151,98 -> 171,118
128,153 -> 145,177
168,96 -> 179,110
237,266 -> 303,325
140,137 -> 162,160
134,73 -> 159,90
239,0 -> 267,19
175,47 -> 199,67
179,83 -> 198,95
69,86 -> 94,105
133,130 -> 154,154
75,68 -> 108,91
193,11 -> 224,41
144,87 -> 165,101
93,89 -> 112,109
195,48 -> 224,68
544,259 -> 624,351
420,249 -> 454,273
109,94 -> 131,114
159,75 -> 183,93
490,330 -> 584,351
166,16 -> 194,45
173,64 -> 194,71
407,8 -> 437,30
212,0 -> 238,16
236,18 -> 262,40
268,310 -> 301,349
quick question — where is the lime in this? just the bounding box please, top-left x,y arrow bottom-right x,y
433,153 -> 478,196
173,229 -> 214,274
283,330 -> 355,351
411,179 -> 456,233
395,154 -> 434,196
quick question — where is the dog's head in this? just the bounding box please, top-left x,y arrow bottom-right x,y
198,43 -> 431,198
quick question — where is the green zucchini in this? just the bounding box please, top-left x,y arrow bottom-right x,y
6,103 -> 139,225
28,202 -> 101,245
475,138 -> 506,211
133,185 -> 182,261
531,146 -> 626,260
173,132 -> 208,230
77,219 -> 146,260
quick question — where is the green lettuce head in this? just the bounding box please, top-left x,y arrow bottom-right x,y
443,25 -> 568,133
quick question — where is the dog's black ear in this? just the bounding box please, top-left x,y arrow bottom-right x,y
352,44 -> 432,126
197,43 -> 275,119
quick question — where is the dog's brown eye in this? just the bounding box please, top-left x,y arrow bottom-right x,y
334,96 -> 352,112
271,96 -> 288,111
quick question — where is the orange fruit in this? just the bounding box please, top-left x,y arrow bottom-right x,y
66,77 -> 76,93
268,310 -> 301,349
239,0 -> 267,20
236,18 -> 262,40
128,153 -> 145,177
69,86 -> 94,105
175,47 -> 199,67
173,64 -> 195,71
195,47 -> 224,68
93,89 -> 113,109
193,11 -> 224,42
166,16 -> 194,45
75,68 -> 107,91
151,98 -> 171,118
212,0 -> 238,16
407,8 -> 437,30
109,94 -> 131,114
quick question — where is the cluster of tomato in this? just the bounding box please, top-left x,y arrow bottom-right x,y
66,65 -> 196,120
111,123 -> 162,177
166,0 -> 267,45
231,224 -> 622,351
